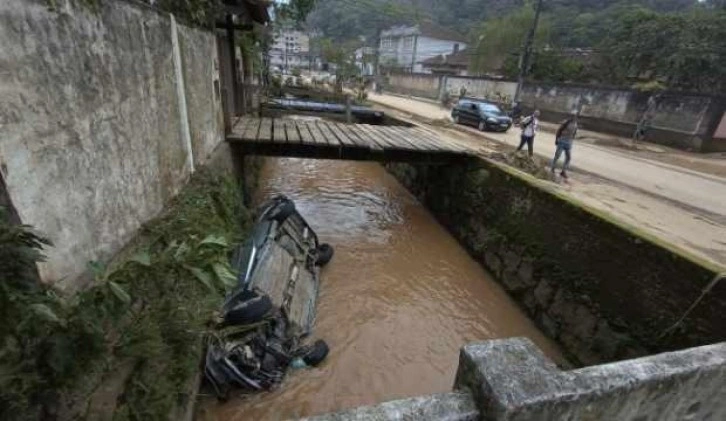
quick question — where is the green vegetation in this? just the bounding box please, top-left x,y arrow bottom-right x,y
0,170 -> 252,419
467,1 -> 726,91
307,0 -> 726,92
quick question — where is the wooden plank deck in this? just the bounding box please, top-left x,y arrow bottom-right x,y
227,117 -> 471,163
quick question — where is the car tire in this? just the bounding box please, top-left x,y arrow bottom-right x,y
478,121 -> 486,131
302,340 -> 329,367
265,199 -> 295,223
315,243 -> 334,267
224,293 -> 273,326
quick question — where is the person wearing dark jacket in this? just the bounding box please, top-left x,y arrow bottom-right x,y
551,114 -> 578,179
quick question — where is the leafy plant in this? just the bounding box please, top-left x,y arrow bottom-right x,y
0,169 -> 251,419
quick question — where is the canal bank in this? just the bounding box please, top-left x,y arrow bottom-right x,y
197,157 -> 565,420
302,155 -> 726,420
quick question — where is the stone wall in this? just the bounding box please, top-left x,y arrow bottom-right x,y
0,0 -> 223,288
387,159 -> 725,366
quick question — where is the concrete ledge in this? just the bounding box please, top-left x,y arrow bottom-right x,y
455,338 -> 726,421
301,392 -> 479,421
303,338 -> 726,421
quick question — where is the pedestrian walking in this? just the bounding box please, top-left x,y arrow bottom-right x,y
551,114 -> 578,179
459,85 -> 467,99
516,109 -> 540,157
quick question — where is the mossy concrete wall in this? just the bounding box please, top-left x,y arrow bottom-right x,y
0,0 -> 223,289
306,338 -> 726,421
386,158 -> 725,365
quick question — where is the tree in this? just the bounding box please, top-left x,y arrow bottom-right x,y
469,2 -> 553,75
598,7 -> 726,91
276,0 -> 318,23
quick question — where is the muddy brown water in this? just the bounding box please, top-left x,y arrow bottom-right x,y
198,157 -> 564,420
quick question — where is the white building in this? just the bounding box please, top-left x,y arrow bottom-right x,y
269,28 -> 310,72
379,22 -> 467,73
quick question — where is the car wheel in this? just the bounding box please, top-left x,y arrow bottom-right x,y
224,293 -> 273,326
478,121 -> 486,131
315,243 -> 334,267
302,340 -> 329,367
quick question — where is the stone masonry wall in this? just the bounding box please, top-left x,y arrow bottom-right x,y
0,0 -> 223,289
386,159 -> 726,366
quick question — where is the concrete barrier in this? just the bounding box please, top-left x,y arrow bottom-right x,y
306,338 -> 726,421
0,0 -> 223,289
384,73 -> 726,152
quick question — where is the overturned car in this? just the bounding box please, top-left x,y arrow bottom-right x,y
204,195 -> 334,399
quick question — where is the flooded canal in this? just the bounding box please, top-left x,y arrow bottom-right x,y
199,158 -> 564,420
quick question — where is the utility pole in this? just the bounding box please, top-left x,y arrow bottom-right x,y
514,0 -> 543,104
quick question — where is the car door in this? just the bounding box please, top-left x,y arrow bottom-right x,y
453,100 -> 467,122
466,102 -> 481,125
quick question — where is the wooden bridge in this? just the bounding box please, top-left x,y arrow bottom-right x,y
226,117 -> 472,162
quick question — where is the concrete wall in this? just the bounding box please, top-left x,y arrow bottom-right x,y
0,0 -> 223,288
446,77 -> 517,105
384,73 -> 725,151
387,159 -> 726,366
307,338 -> 726,421
386,73 -> 441,100
520,83 -> 724,151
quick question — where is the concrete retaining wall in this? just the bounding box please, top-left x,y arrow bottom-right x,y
384,73 -> 726,151
307,338 -> 726,421
0,0 -> 222,288
387,159 -> 726,366
304,158 -> 726,420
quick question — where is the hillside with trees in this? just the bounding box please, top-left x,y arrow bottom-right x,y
304,0 -> 726,92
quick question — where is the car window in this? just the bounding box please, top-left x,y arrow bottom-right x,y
478,103 -> 504,115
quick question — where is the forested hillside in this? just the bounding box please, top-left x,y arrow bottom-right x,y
305,0 -> 726,92
306,0 -> 701,41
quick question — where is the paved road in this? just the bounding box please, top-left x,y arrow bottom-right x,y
369,93 -> 726,218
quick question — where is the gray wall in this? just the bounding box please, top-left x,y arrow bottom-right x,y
0,0 -> 223,289
520,83 -> 724,151
307,338 -> 726,421
387,159 -> 726,366
385,73 -> 725,151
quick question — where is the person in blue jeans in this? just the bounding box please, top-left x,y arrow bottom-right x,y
551,115 -> 578,179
